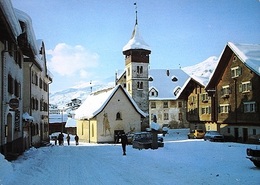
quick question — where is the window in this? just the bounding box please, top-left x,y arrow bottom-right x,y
219,104 -> 230,113
201,106 -> 211,114
179,112 -> 183,121
14,80 -> 20,97
116,112 -> 122,120
163,101 -> 168,108
164,113 -> 169,120
221,85 -> 231,98
239,81 -> 252,93
151,102 -> 156,108
8,74 -> 13,94
178,101 -> 182,108
231,66 -> 242,78
137,66 -> 143,74
243,102 -> 257,113
201,93 -> 210,102
174,87 -> 181,96
149,88 -> 158,97
137,81 -> 143,89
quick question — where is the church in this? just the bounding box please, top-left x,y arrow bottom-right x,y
74,7 -> 191,143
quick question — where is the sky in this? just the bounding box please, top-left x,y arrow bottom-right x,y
1,129 -> 260,185
11,0 -> 260,93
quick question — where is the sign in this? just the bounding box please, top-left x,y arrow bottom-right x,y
9,98 -> 19,109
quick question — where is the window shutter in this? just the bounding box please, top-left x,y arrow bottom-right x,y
239,67 -> 242,76
229,87 -> 232,94
239,84 -> 242,92
248,81 -> 252,91
228,105 -> 231,113
220,88 -> 223,96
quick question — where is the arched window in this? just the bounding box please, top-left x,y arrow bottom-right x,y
116,112 -> 122,120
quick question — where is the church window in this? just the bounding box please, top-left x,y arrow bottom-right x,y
164,113 -> 169,120
137,66 -> 143,74
151,102 -> 156,108
116,112 -> 122,120
137,82 -> 143,89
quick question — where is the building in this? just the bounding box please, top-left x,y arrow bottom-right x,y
0,1 -> 52,159
206,42 -> 260,143
75,85 -> 147,143
149,69 -> 191,128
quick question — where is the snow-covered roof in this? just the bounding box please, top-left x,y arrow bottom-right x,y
123,23 -> 151,52
0,0 -> 22,38
228,42 -> 260,76
22,112 -> 34,122
149,69 -> 191,100
75,85 -> 147,120
14,9 -> 39,56
65,117 -> 77,128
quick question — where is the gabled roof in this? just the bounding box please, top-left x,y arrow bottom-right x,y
75,85 -> 147,120
206,42 -> 260,90
123,22 -> 150,52
228,42 -> 260,76
149,69 -> 191,100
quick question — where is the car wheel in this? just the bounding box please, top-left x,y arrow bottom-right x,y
253,161 -> 260,168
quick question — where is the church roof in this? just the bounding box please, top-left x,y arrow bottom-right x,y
74,85 -> 147,120
123,22 -> 151,52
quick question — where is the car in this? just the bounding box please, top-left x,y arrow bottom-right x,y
204,131 -> 224,142
246,148 -> 260,168
187,129 -> 205,139
132,132 -> 164,150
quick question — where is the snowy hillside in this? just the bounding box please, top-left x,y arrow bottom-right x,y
49,78 -> 115,107
49,57 -> 218,107
182,56 -> 218,86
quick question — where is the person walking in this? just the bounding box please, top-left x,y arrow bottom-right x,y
58,132 -> 64,145
66,134 -> 70,145
75,134 -> 79,145
120,131 -> 128,155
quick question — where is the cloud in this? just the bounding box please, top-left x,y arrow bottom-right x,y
46,43 -> 99,77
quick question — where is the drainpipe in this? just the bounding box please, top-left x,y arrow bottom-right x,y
1,50 -> 6,154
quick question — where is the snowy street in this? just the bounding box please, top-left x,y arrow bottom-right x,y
1,129 -> 259,185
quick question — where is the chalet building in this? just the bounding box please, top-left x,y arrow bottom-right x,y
180,78 -> 212,131
0,1 -> 52,159
75,85 -> 146,143
206,42 -> 260,142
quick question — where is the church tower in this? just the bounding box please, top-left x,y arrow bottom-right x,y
122,6 -> 151,114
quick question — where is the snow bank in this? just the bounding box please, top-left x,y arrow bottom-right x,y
0,154 -> 13,184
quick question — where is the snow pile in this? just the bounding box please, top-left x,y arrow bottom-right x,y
0,129 -> 259,185
0,154 -> 13,184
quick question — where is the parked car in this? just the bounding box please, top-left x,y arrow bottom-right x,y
246,148 -> 260,168
132,132 -> 164,150
187,129 -> 205,139
204,131 -> 224,142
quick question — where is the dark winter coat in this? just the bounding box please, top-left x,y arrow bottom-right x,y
121,133 -> 128,145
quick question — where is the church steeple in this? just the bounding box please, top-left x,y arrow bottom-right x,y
121,3 -> 151,114
122,3 -> 151,53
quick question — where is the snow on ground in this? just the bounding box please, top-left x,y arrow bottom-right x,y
1,129 -> 259,185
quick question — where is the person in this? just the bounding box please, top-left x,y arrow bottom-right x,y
75,134 -> 79,145
66,134 -> 70,145
120,131 -> 128,155
58,132 -> 64,146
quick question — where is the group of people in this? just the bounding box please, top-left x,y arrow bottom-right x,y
55,132 -> 79,146
55,131 -> 128,156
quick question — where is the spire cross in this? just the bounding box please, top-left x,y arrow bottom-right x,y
134,2 -> 138,25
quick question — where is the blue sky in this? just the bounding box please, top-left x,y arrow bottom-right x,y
11,0 -> 260,93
